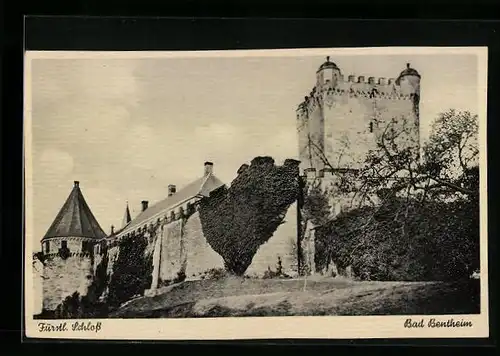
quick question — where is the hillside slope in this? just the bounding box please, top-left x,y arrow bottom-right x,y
110,277 -> 480,318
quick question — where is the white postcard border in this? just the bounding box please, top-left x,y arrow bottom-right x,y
23,46 -> 489,340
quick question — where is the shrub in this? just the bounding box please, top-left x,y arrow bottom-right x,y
202,268 -> 227,280
314,197 -> 479,282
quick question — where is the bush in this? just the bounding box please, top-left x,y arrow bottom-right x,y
314,196 -> 479,282
53,292 -> 110,319
262,257 -> 292,279
202,268 -> 227,280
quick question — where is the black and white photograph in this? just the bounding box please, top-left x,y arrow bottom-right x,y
24,47 -> 489,340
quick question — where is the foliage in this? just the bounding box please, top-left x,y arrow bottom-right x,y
262,256 -> 292,279
201,268 -> 228,280
304,109 -> 480,281
315,196 -> 479,281
159,270 -> 187,287
107,233 -> 154,307
199,157 -> 300,276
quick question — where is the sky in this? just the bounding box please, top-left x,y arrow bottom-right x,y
27,50 -> 481,249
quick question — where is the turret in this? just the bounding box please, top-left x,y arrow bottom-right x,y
395,63 -> 421,95
122,201 -> 132,227
316,56 -> 342,87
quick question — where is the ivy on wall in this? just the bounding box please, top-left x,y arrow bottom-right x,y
107,232 -> 154,308
199,157 -> 300,276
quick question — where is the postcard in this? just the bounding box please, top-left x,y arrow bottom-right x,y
24,47 -> 489,340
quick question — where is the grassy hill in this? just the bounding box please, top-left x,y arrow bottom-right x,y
110,276 -> 480,318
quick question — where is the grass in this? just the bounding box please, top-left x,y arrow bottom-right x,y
110,276 -> 480,318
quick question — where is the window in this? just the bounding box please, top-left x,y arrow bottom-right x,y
82,241 -> 87,251
45,241 -> 50,253
61,240 -> 67,249
369,122 -> 374,133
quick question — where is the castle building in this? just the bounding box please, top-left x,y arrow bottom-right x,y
39,180 -> 107,311
296,57 -> 421,219
34,58 -> 423,312
104,161 -> 227,297
297,57 -> 421,175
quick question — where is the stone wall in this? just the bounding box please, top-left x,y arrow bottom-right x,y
145,210 -> 226,294
298,71 -> 420,174
246,202 -> 298,277
183,211 -> 225,279
158,219 -> 184,284
42,255 -> 94,311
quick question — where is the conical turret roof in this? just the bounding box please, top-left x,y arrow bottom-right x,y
42,181 -> 107,241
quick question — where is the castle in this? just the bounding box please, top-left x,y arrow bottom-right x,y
297,57 -> 420,173
297,57 -> 421,216
33,56 -> 422,313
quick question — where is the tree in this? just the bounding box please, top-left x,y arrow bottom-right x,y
302,109 -> 480,281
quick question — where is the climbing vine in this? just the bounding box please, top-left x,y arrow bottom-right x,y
199,157 -> 300,276
107,232 -> 154,308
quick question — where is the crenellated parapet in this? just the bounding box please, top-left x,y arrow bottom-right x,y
297,74 -> 419,114
297,57 -> 421,174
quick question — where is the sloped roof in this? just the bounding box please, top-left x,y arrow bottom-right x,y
117,173 -> 225,236
42,181 -> 107,241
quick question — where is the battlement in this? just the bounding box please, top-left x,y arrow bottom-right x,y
298,60 -> 422,113
297,79 -> 417,114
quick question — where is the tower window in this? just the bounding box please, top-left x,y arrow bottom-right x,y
369,122 -> 374,133
61,240 -> 67,249
45,241 -> 50,253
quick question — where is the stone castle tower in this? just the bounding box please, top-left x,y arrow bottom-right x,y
39,181 -> 107,311
297,57 -> 421,175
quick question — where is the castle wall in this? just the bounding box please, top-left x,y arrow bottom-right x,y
322,89 -> 375,169
183,211 -> 225,279
42,255 -> 94,311
42,237 -> 98,256
299,72 -> 420,174
158,219 -> 184,284
246,201 -> 298,277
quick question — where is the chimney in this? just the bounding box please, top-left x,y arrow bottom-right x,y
74,181 -> 80,187
168,184 -> 177,197
141,200 -> 149,212
204,161 -> 214,176
111,225 -> 115,234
